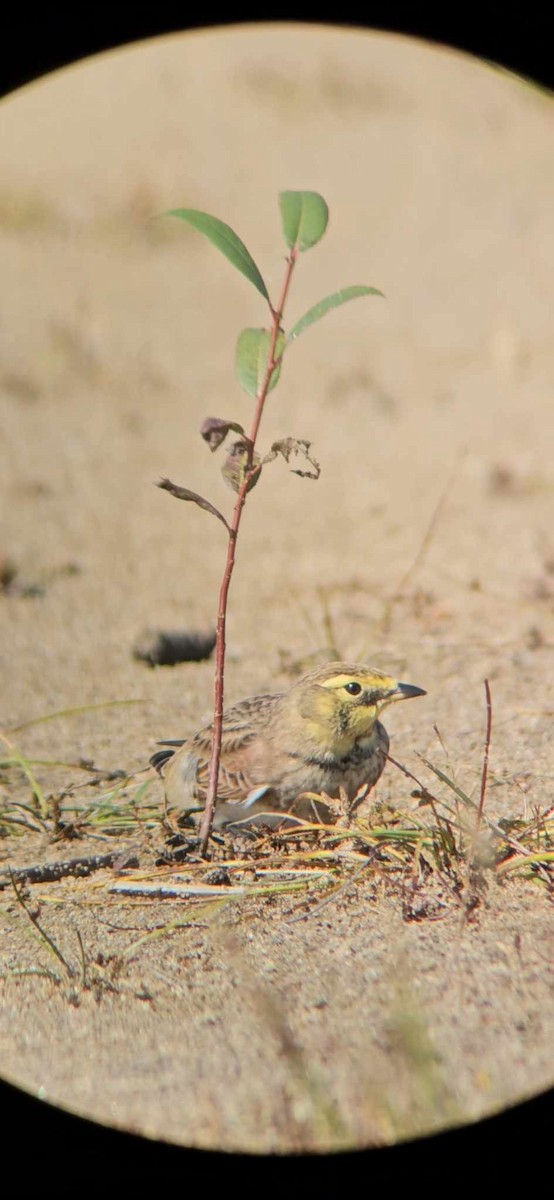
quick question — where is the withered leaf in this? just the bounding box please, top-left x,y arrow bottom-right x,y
156,478 -> 231,531
262,438 -> 321,480
221,440 -> 262,495
200,417 -> 250,452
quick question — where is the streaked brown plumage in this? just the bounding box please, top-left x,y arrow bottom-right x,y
151,661 -> 426,827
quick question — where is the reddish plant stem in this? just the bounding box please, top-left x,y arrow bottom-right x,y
199,249 -> 298,853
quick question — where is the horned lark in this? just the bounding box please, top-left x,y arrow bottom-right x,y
151,662 -> 425,828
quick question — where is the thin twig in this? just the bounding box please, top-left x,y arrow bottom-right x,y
386,753 -> 445,824
379,457 -> 462,636
75,928 -> 88,989
422,755 -> 551,879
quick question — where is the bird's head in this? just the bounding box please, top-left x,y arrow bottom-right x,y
289,661 -> 426,752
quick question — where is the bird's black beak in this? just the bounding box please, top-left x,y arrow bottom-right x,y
395,682 -> 426,700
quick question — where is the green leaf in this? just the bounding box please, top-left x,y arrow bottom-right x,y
279,191 -> 329,252
166,208 -> 269,301
235,328 -> 286,398
288,286 -> 384,343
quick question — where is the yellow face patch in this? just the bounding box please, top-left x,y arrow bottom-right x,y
320,672 -> 396,695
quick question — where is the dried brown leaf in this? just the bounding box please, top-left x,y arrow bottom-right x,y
221,441 -> 262,494
156,478 -> 230,531
263,438 -> 321,480
200,417 -> 249,452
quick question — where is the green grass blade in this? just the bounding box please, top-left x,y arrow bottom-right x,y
118,901 -> 238,960
421,759 -> 475,809
0,735 -> 49,818
497,850 -> 554,875
8,698 -> 145,734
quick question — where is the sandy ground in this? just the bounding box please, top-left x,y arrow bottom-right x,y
0,25 -> 553,1154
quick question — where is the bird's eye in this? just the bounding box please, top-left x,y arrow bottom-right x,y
344,681 -> 362,696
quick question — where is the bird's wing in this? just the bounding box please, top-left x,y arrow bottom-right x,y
188,693 -> 281,756
153,693 -> 283,803
194,754 -> 265,802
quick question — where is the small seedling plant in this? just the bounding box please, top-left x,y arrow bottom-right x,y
158,191 -> 382,852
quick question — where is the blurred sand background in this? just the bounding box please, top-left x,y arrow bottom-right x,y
0,24 -> 552,1153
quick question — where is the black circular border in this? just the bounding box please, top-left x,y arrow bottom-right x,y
1,7 -> 552,1185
